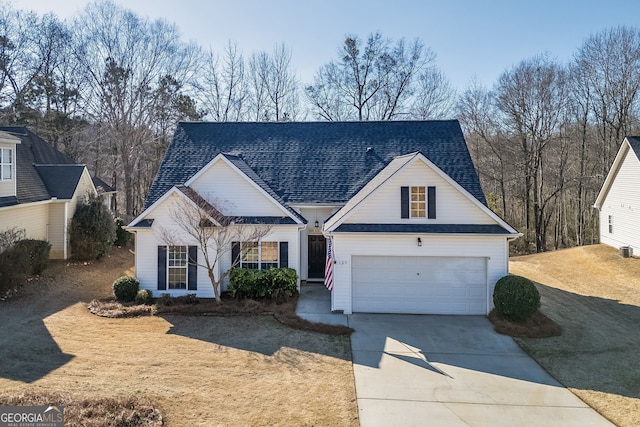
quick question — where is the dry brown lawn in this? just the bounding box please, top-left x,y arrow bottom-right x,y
0,247 -> 358,426
510,244 -> 640,427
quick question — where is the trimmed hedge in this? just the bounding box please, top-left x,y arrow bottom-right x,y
493,275 -> 541,322
112,276 -> 140,302
228,268 -> 298,300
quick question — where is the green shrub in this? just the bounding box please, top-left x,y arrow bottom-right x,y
0,237 -> 51,296
135,289 -> 152,305
112,276 -> 140,302
0,243 -> 30,296
114,218 -> 132,247
493,275 -> 541,322
228,267 -> 298,301
70,194 -> 116,261
13,239 -> 51,274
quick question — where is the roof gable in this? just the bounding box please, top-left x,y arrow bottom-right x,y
325,152 -> 517,234
35,165 -> 86,199
145,121 -> 487,210
594,137 -> 640,208
185,153 -> 305,223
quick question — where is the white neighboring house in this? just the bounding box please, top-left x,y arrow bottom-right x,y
128,121 -> 520,315
594,136 -> 640,256
0,126 -> 102,259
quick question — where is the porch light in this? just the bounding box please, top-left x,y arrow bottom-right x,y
417,237 -> 422,247
315,220 -> 319,228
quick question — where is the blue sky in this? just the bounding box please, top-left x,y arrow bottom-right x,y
11,0 -> 640,91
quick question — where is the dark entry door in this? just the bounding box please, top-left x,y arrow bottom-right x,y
308,235 -> 326,279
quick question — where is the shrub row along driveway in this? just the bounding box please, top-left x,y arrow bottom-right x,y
0,248 -> 358,426
510,244 -> 640,427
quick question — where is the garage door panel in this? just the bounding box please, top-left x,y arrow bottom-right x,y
352,256 -> 487,315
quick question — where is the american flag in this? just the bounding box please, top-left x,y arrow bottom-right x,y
324,236 -> 334,291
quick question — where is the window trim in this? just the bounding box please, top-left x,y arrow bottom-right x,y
410,186 -> 426,218
167,245 -> 188,289
0,147 -> 13,181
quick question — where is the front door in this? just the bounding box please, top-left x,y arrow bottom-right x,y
308,235 -> 326,279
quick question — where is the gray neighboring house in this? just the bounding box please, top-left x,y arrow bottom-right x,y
128,120 -> 520,315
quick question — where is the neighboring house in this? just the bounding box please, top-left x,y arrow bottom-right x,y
594,136 -> 640,256
92,175 -> 117,215
0,126 -> 99,259
128,121 -> 520,315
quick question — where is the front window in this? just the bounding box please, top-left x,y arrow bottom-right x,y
0,148 -> 12,181
410,186 -> 425,218
168,245 -> 188,289
608,215 -> 613,234
240,241 -> 279,270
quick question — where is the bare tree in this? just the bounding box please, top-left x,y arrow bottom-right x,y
412,67 -> 456,119
159,186 -> 272,303
199,41 -> 248,121
495,54 -> 568,252
72,0 -> 200,216
306,32 -> 433,121
574,26 -> 640,176
248,44 -> 301,121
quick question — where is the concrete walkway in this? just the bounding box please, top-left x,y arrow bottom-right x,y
296,283 -> 614,427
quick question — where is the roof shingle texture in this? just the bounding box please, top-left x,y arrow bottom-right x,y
0,126 -> 77,205
145,120 -> 486,210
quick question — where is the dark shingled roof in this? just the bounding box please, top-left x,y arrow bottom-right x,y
627,136 -> 640,157
35,165 -> 85,199
0,127 -> 107,207
92,175 -> 115,193
0,127 -> 77,205
145,121 -> 486,210
333,223 -> 512,234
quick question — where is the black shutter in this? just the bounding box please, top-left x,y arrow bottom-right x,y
157,246 -> 167,290
401,186 -> 409,218
188,246 -> 197,290
427,186 -> 436,219
231,241 -> 240,267
279,242 -> 288,268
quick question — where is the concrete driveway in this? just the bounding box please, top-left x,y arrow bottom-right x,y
349,314 -> 614,427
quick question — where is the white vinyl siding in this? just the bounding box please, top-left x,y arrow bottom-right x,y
188,159 -> 286,217
346,160 -> 493,225
47,202 -> 67,259
329,233 -> 508,315
0,203 -> 49,241
598,146 -> 640,254
132,193 -> 302,297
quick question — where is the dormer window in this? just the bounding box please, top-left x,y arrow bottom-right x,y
0,148 -> 12,180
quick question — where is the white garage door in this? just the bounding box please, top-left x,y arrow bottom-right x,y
352,256 -> 487,315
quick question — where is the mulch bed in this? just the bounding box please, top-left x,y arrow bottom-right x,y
88,293 -> 354,336
488,309 -> 562,338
